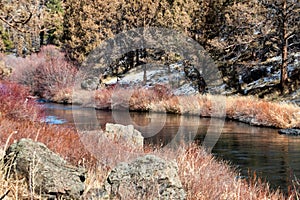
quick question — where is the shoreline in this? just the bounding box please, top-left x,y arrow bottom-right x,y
59,87 -> 300,129
0,81 -> 298,199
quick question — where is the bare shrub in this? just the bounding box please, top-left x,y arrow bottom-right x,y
8,45 -> 77,102
7,53 -> 42,87
33,46 -> 77,101
95,84 -> 173,110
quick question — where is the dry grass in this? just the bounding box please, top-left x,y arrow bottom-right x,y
0,169 -> 31,200
95,87 -> 300,128
225,96 -> 300,128
176,145 -> 285,200
1,82 -> 299,199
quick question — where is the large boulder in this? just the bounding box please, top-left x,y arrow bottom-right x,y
105,123 -> 144,149
104,155 -> 186,199
3,139 -> 86,199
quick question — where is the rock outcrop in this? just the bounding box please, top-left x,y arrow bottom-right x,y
104,155 -> 186,200
3,139 -> 86,199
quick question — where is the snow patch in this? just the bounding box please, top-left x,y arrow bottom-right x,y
112,63 -> 198,95
173,83 -> 198,96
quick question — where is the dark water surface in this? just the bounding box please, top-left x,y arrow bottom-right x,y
44,103 -> 300,193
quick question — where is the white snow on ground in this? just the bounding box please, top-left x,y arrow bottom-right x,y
173,83 -> 198,95
106,63 -> 197,95
267,56 -> 281,62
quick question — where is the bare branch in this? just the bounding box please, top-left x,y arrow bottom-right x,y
0,16 -> 28,33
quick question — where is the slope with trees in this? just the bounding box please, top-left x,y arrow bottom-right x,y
0,0 -> 299,97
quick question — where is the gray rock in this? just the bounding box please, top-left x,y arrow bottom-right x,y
81,77 -> 100,90
105,123 -> 144,149
278,128 -> 300,136
104,155 -> 186,200
3,138 -> 86,199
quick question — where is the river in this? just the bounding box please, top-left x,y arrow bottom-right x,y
43,103 -> 300,193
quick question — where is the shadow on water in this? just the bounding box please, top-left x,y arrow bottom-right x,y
43,103 -> 300,193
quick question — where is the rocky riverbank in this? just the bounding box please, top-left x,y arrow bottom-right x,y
0,130 -> 291,200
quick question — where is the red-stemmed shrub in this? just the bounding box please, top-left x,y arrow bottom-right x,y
33,46 -> 77,101
0,81 -> 43,121
8,45 -> 77,102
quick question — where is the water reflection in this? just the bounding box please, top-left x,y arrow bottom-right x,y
44,103 -> 300,192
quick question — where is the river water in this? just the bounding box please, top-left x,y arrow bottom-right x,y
44,103 -> 300,193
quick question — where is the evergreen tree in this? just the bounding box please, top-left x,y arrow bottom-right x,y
0,0 -> 64,55
260,0 -> 300,93
63,0 -> 171,64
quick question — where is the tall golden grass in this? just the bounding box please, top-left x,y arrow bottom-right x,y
176,145 -> 285,199
225,96 -> 300,128
95,86 -> 300,128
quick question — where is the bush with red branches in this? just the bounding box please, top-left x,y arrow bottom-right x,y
0,81 -> 43,121
8,45 -> 77,102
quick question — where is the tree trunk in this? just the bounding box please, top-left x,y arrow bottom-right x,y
280,0 -> 288,94
136,49 -> 139,66
40,30 -> 45,46
143,65 -> 147,85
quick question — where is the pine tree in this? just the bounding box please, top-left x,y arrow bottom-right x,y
0,0 -> 64,55
63,0 -> 171,64
260,0 -> 300,93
